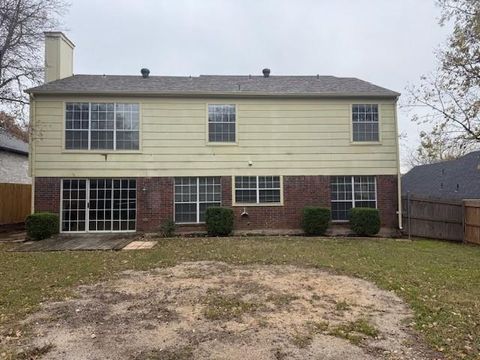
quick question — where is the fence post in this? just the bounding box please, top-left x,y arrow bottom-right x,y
407,191 -> 411,240
462,200 -> 466,243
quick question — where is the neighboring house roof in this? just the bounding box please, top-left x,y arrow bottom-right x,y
26,74 -> 400,98
402,151 -> 480,201
0,130 -> 28,156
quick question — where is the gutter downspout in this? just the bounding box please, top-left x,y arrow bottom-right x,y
29,93 -> 35,214
393,97 -> 403,230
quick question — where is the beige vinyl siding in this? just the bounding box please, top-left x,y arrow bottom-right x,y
31,96 -> 399,177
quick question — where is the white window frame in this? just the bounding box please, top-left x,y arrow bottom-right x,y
115,103 -> 141,150
63,102 -> 141,152
65,103 -> 89,150
60,178 -> 137,233
330,176 -> 377,222
232,176 -> 284,206
206,103 -> 238,145
350,103 -> 382,144
173,177 -> 222,224
89,103 -> 115,150
60,178 -> 88,233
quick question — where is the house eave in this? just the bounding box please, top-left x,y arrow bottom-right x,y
24,89 -> 400,99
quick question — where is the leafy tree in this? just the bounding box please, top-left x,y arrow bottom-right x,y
0,0 -> 68,116
407,0 -> 480,147
0,111 -> 28,141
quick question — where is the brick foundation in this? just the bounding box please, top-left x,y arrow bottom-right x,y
34,175 -> 398,233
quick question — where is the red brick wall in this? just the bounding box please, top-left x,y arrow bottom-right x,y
34,177 -> 61,214
34,175 -> 399,232
136,177 -> 174,232
377,175 -> 398,228
228,176 -> 331,231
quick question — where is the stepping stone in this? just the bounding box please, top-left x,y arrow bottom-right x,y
122,241 -> 157,250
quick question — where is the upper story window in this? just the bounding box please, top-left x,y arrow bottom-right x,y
352,104 -> 379,142
208,104 -> 236,143
65,102 -> 139,150
234,176 -> 282,205
65,103 -> 89,149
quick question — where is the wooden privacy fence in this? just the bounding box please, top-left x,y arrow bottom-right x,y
0,183 -> 32,225
463,200 -> 480,245
402,195 -> 480,244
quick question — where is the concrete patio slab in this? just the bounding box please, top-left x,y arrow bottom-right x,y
0,230 -> 26,243
9,233 -> 136,252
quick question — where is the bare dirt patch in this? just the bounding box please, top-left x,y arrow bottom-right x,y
18,262 -> 438,359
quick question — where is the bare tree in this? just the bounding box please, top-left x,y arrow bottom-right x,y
405,123 -> 479,168
0,0 -> 68,118
406,0 -> 480,144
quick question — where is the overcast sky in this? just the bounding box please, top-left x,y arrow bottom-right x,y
64,0 -> 451,171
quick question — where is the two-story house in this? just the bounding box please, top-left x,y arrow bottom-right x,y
27,32 -> 401,235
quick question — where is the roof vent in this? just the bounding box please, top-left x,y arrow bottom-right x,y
262,68 -> 270,78
141,68 -> 150,78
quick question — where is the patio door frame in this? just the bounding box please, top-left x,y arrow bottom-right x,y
60,178 -> 137,233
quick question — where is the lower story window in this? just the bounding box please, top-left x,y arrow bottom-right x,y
330,176 -> 376,221
174,177 -> 221,223
234,176 -> 282,205
61,178 -> 136,232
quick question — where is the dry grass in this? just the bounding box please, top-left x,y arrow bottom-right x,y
202,292 -> 261,320
1,236 -> 479,359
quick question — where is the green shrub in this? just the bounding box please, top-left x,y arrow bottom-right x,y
349,208 -> 381,236
160,219 -> 176,237
25,212 -> 59,240
205,207 -> 234,236
302,207 -> 331,236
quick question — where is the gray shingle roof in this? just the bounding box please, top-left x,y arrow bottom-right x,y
402,151 -> 480,201
0,130 -> 28,155
26,74 -> 400,98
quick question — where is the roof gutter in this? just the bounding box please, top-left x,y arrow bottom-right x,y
0,145 -> 28,156
24,89 -> 400,99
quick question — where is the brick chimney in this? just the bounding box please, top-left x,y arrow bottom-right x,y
44,32 -> 75,83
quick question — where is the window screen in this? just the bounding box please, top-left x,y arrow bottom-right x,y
331,176 -> 376,221
174,177 -> 221,223
65,103 -> 89,150
234,176 -> 281,204
208,104 -> 236,142
116,103 -> 140,150
352,104 -> 379,142
65,102 -> 139,150
90,103 -> 114,150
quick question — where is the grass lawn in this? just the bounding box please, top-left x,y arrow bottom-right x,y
1,236 -> 479,359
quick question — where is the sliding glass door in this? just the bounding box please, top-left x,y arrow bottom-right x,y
61,179 -> 136,232
61,179 -> 88,232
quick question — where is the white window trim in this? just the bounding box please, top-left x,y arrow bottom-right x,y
350,103 -> 382,145
173,177 -> 222,224
62,101 -> 142,153
205,103 -> 239,146
232,175 -> 284,207
331,176 -> 377,223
